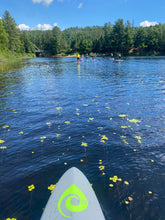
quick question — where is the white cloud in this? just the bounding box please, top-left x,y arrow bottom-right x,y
18,24 -> 30,31
0,17 -> 2,19
78,3 -> 83,8
18,23 -> 59,31
140,20 -> 158,27
32,0 -> 42,3
32,0 -> 54,7
32,24 -> 53,30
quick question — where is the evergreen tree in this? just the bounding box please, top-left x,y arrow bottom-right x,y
111,19 -> 125,53
3,10 -> 22,53
124,20 -> 134,53
21,31 -> 35,53
0,19 -> 9,52
103,22 -> 112,52
50,26 -> 62,54
134,27 -> 147,49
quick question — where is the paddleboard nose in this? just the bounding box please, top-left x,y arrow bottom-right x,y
41,167 -> 105,220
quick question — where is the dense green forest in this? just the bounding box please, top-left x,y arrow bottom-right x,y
29,20 -> 165,56
1,10 -> 165,59
0,10 -> 35,62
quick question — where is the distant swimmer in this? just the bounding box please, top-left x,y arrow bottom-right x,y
110,53 -> 114,60
85,53 -> 88,60
118,52 -> 121,60
82,54 -> 84,62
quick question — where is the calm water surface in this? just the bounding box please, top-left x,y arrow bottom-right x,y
0,57 -> 165,220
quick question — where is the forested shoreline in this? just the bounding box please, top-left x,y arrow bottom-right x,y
0,11 -> 35,63
1,10 -> 165,59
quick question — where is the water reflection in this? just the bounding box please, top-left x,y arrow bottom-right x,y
0,60 -> 24,73
77,63 -> 81,77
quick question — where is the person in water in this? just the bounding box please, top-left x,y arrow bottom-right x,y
118,53 -> 121,60
85,53 -> 88,60
77,53 -> 80,62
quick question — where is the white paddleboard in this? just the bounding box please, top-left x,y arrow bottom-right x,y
41,167 -> 105,220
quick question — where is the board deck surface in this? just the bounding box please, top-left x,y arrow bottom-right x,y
41,167 -> 105,220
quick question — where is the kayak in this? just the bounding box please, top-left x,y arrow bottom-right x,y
41,167 -> 105,220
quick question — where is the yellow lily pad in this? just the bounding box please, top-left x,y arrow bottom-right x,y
0,146 -> 7,149
0,140 -> 5,144
99,166 -> 105,170
46,122 -> 52,127
81,142 -> 88,147
124,181 -> 129,185
48,184 -> 56,193
65,121 -> 70,124
127,118 -> 141,124
119,114 -> 127,117
56,107 -> 62,110
3,125 -> 10,129
28,184 -> 35,191
40,136 -> 46,139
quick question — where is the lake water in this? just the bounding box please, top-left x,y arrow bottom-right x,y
0,57 -> 165,220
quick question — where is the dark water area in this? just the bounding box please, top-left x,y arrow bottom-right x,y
0,57 -> 165,220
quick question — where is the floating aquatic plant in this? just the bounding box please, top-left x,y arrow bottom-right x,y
28,184 -> 35,191
0,146 -> 7,149
119,114 -> 127,118
109,176 -> 122,183
56,107 -> 62,111
65,121 -> 70,124
48,184 -> 56,193
3,125 -> 10,129
46,122 -> 52,127
0,140 -> 5,143
99,166 -> 105,171
81,142 -> 88,147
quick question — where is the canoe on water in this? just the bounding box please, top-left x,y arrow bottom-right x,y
41,167 -> 105,220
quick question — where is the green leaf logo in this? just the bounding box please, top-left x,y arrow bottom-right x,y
58,184 -> 88,218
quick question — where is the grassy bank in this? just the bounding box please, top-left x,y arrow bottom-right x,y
0,52 -> 36,63
0,52 -> 36,72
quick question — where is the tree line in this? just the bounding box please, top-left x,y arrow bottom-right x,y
1,10 -> 165,57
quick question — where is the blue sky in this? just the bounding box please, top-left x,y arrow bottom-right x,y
0,0 -> 165,30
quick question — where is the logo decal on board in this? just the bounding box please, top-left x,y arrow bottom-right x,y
58,184 -> 88,218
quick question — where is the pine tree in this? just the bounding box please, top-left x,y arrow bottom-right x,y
3,10 -> 22,54
0,19 -> 9,52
